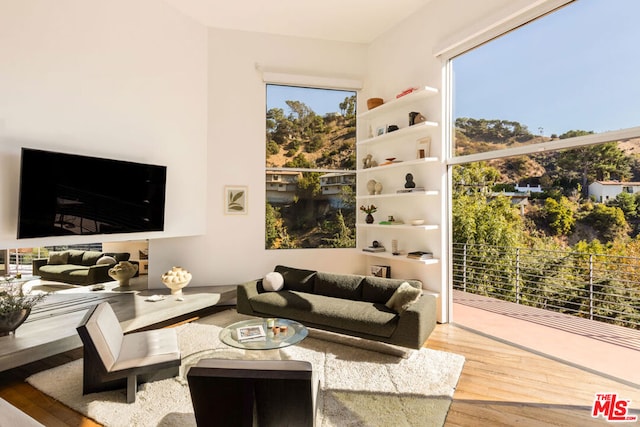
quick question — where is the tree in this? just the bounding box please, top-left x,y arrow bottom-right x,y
339,95 -> 356,120
543,197 -> 575,235
607,192 -> 637,219
453,162 -> 501,194
583,204 -> 628,242
322,210 -> 355,248
556,139 -> 631,195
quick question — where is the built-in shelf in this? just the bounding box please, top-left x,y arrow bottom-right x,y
356,223 -> 439,231
356,83 -> 440,269
357,86 -> 439,120
357,121 -> 438,146
356,190 -> 439,200
360,250 -> 440,265
357,157 -> 439,172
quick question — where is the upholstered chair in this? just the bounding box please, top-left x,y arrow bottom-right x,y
76,301 -> 181,403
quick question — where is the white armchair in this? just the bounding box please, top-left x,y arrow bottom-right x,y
76,301 -> 181,403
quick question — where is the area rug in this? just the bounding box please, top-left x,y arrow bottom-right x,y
27,312 -> 465,427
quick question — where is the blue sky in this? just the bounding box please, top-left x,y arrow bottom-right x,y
267,85 -> 355,116
267,2 -> 640,138
454,0 -> 640,137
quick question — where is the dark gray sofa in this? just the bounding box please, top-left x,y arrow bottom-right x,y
237,265 -> 437,349
32,249 -> 133,285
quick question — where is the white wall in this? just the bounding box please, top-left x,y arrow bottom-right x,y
150,29 -> 367,287
0,0 -> 208,248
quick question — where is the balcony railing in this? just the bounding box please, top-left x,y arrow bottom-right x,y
452,243 -> 640,330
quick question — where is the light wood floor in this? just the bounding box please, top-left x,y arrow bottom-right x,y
1,321 -> 638,426
428,324 -> 640,426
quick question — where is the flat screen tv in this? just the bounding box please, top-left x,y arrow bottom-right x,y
17,148 -> 167,239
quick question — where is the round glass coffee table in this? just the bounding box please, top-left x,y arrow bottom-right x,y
220,318 -> 308,350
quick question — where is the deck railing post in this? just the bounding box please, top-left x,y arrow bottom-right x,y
589,254 -> 594,320
515,247 -> 520,304
463,244 -> 467,293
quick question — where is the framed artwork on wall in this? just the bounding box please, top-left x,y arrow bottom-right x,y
224,185 -> 248,215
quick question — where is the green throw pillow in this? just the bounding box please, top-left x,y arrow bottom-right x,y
48,251 -> 69,265
385,282 -> 422,313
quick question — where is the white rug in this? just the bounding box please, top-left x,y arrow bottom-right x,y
27,312 -> 464,427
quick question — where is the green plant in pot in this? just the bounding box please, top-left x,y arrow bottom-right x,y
0,277 -> 47,337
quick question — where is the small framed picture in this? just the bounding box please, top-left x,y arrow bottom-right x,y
375,126 -> 386,137
417,136 -> 431,159
371,265 -> 391,278
224,185 -> 248,215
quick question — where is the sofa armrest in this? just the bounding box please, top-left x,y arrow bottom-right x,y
236,279 -> 262,315
32,258 -> 48,275
393,293 -> 437,349
86,264 -> 112,284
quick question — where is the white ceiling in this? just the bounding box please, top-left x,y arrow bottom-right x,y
162,0 -> 434,43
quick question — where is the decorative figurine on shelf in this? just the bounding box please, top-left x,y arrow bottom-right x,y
405,173 -> 416,189
360,204 -> 377,224
392,239 -> 400,256
362,154 -> 377,169
374,181 -> 383,195
367,179 -> 377,195
409,112 -> 427,126
387,125 -> 399,133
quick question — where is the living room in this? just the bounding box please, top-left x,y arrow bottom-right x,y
0,0 -> 472,319
3,0 -> 640,426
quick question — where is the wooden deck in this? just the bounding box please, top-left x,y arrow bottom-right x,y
453,290 -> 640,387
1,304 -> 639,425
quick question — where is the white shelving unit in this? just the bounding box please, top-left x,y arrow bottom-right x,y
356,86 -> 441,268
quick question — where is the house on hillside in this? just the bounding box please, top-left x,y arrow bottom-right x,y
588,181 -> 640,203
266,171 -> 301,203
515,183 -> 543,193
320,172 -> 356,207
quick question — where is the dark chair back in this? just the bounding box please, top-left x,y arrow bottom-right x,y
187,358 -> 317,427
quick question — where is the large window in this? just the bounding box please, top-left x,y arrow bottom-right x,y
448,1 -> 640,328
265,84 -> 356,249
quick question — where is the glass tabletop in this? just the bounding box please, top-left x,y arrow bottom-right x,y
219,318 -> 308,350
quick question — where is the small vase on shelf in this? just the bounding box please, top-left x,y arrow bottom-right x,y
366,214 -> 374,224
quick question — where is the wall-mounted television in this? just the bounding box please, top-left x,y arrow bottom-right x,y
17,148 -> 167,239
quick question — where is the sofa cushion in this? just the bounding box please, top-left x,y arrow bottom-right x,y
385,282 -> 422,313
314,271 -> 363,301
362,277 -> 423,304
48,251 -> 69,265
66,250 -> 85,265
97,255 -> 117,266
104,252 -> 131,262
248,291 -> 396,338
82,251 -> 104,266
274,265 -> 316,293
39,264 -> 91,280
263,271 -> 284,291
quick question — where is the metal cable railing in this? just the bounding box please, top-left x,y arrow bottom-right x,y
452,243 -> 640,330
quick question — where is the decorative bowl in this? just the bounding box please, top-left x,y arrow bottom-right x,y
108,261 -> 138,287
161,266 -> 192,300
410,219 -> 425,226
367,98 -> 384,110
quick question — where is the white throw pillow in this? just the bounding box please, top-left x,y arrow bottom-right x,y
263,271 -> 284,291
385,282 -> 422,313
96,255 -> 117,266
